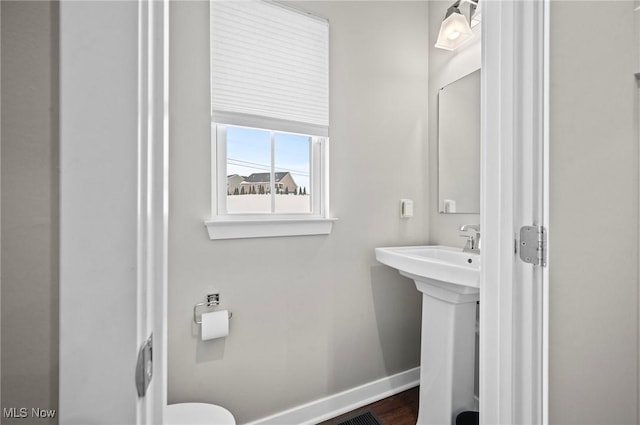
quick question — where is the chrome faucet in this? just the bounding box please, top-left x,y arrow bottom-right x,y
459,224 -> 481,253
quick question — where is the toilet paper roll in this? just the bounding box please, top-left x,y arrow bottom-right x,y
201,310 -> 229,341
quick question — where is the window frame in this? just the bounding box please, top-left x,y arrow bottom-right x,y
205,123 -> 335,240
206,0 -> 333,240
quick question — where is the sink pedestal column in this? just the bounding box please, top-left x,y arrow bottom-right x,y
402,272 -> 480,425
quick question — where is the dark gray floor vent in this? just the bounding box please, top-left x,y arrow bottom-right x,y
335,409 -> 382,425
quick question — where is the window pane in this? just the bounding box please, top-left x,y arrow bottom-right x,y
226,126 -> 271,213
274,132 -> 311,213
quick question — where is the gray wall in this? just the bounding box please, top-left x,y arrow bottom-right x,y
1,1 -> 59,423
549,1 -> 639,423
168,1 -> 428,423
427,1 -> 481,247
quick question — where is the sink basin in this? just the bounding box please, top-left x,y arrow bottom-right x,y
375,245 -> 480,289
375,245 -> 480,424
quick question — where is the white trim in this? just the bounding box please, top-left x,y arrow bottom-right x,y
204,217 -> 336,240
311,137 -> 324,216
213,124 -> 228,216
244,368 -> 420,425
542,0 -> 550,423
137,0 -> 168,423
136,0 -> 150,421
270,131 -> 276,213
212,112 -> 329,138
323,140 -> 331,218
480,2 -> 514,419
481,0 -> 547,424
133,0 -> 168,422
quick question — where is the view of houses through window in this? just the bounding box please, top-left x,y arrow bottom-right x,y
226,125 -> 312,214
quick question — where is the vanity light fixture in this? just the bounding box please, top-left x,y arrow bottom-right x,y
435,0 -> 479,51
470,0 -> 481,28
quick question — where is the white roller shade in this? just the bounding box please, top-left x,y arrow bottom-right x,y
211,0 -> 329,136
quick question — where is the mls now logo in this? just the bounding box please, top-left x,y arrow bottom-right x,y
3,407 -> 56,419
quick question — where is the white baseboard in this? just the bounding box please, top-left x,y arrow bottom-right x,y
244,367 -> 420,425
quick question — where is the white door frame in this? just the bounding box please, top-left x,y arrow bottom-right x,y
137,0 -> 169,423
480,0 -> 549,424
59,0 -> 167,423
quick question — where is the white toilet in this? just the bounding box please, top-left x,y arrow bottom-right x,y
165,403 -> 236,425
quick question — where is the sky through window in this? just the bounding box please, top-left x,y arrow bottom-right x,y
226,126 -> 311,191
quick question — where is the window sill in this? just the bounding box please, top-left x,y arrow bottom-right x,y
204,217 -> 337,240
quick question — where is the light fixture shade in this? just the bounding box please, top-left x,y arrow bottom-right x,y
435,11 -> 474,51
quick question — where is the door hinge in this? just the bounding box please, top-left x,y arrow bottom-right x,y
135,334 -> 153,397
519,225 -> 547,267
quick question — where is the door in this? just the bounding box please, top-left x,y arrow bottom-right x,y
59,1 -> 167,423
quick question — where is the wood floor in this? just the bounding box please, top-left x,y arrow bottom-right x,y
318,386 -> 419,425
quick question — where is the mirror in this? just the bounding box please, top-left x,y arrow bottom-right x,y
438,69 -> 480,214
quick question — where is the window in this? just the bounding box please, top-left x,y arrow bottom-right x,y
222,126 -> 318,214
205,0 -> 334,240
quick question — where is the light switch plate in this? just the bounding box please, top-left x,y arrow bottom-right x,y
400,199 -> 414,218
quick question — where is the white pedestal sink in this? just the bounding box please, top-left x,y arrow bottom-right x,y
375,246 -> 480,425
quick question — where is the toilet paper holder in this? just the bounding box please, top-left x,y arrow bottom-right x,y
193,293 -> 233,325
